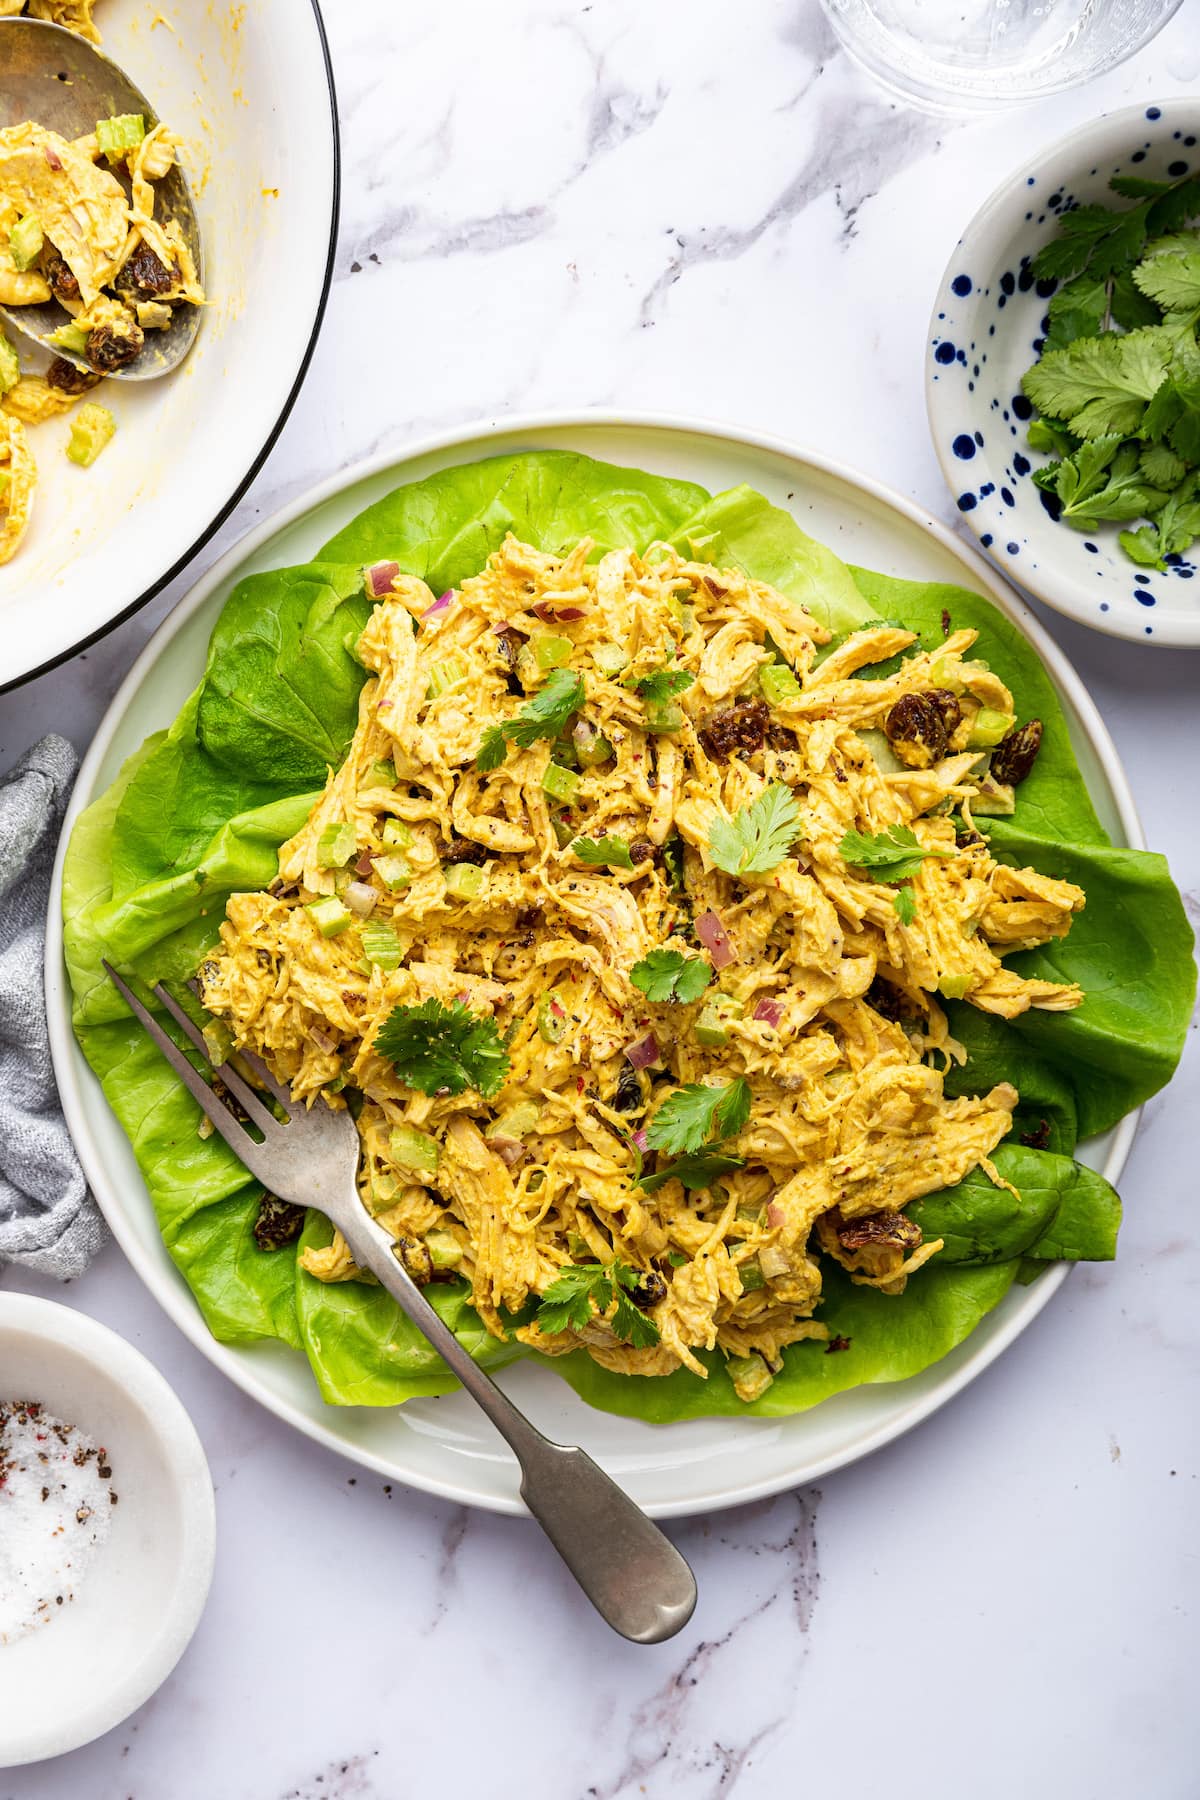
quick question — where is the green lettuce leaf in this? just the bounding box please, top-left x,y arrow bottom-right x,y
60,449 -> 1192,1420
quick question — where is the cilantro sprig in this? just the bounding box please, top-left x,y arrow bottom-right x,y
893,886 -> 917,926
535,1259 -> 661,1348
1019,170 -> 1200,570
646,1076 -> 751,1157
638,1150 -> 745,1194
839,826 -> 954,884
476,669 -> 585,771
572,835 -> 633,869
374,998 -> 510,1098
629,947 -> 713,1005
634,668 -> 694,706
709,784 -> 800,877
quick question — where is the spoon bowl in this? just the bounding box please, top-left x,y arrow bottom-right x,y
0,16 -> 203,380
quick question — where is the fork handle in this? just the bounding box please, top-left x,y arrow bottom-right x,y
338,1211 -> 697,1644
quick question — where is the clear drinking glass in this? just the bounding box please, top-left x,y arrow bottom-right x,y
818,0 -> 1185,110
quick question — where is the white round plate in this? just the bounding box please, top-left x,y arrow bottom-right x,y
0,1292 -> 215,1766
0,0 -> 338,690
926,100 -> 1200,649
46,414 -> 1142,1518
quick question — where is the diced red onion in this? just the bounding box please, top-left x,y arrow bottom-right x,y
753,997 -> 784,1027
531,602 -> 587,623
489,1135 -> 526,1167
421,588 -> 455,621
344,881 -> 378,918
44,145 -> 63,171
696,909 -> 736,969
624,1031 -> 660,1070
766,1201 -> 785,1229
632,1129 -> 649,1153
365,560 -> 399,598
306,1025 -> 338,1054
354,849 -> 376,876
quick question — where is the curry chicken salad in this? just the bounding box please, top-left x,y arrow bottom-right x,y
197,534 -> 1086,1405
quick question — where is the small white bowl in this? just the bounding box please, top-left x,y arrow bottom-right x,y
926,100 -> 1200,649
0,1293 -> 215,1767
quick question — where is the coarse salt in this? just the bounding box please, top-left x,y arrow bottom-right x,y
0,1400 -> 117,1646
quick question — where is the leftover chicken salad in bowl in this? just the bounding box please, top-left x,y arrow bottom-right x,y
61,449 -> 1193,1422
0,78 -> 204,563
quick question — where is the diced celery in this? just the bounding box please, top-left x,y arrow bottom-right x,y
426,657 -> 466,698
516,645 -> 540,689
9,214 -> 42,272
693,993 -> 745,1048
668,596 -> 696,633
381,817 -> 412,848
938,973 -> 972,1000
858,728 -> 907,775
542,761 -> 581,804
551,814 -> 576,849
304,896 -> 352,938
66,403 -> 116,468
968,707 -> 1016,749
367,759 -> 397,789
591,642 -> 628,678
316,822 -> 357,868
737,1258 -> 765,1293
95,112 -> 145,162
537,991 -> 569,1044
572,721 -> 613,767
644,698 -> 684,734
425,1228 -> 463,1269
201,1019 -> 233,1066
373,852 -> 413,891
389,1124 -> 440,1176
0,334 -> 18,396
361,923 -> 402,970
726,1352 -> 774,1403
533,634 -> 572,671
759,663 -> 802,706
366,1171 -> 400,1216
48,322 -> 89,356
972,775 -> 1015,816
566,1230 -> 592,1260
444,862 -> 484,899
486,1101 -> 539,1142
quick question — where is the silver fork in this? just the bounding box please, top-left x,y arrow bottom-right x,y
103,962 -> 697,1644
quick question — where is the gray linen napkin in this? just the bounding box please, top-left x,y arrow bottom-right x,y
0,734 -> 103,1277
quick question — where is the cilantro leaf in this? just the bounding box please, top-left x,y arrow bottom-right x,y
709,784 -> 800,877
639,1150 -> 745,1194
635,668 -> 694,705
535,1259 -> 661,1346
1033,439 -> 1166,529
893,886 -> 917,926
1118,525 -> 1166,569
474,669 -> 585,769
646,1076 -> 751,1157
839,826 -> 955,883
572,835 -> 634,869
1022,329 -> 1173,439
375,998 -> 510,1099
1133,243 -> 1200,316
1140,442 -> 1188,490
629,947 -> 713,1005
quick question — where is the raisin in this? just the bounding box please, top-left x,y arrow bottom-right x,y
831,1207 -> 922,1252
45,355 -> 99,395
86,320 -> 144,372
630,1270 -> 667,1309
697,697 -> 770,762
123,245 -> 174,298
493,626 -> 527,696
629,838 -> 656,866
395,1237 -> 433,1285
253,1194 -> 306,1251
1020,1118 -> 1052,1151
612,1064 -> 645,1114
990,719 -> 1043,787
884,690 -> 960,767
767,723 -> 798,753
442,837 -> 488,867
866,977 -> 916,1023
43,251 -> 79,302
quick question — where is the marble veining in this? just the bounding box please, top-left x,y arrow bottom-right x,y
2,2 -> 1199,1796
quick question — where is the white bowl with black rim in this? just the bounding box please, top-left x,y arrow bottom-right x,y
926,100 -> 1200,649
44,411 -> 1146,1520
0,0 -> 339,691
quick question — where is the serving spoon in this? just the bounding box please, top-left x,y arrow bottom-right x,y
0,16 -> 203,378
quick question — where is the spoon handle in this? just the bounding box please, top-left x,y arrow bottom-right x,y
341,1209 -> 697,1644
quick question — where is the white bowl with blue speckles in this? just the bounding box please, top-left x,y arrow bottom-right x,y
926,101 -> 1200,649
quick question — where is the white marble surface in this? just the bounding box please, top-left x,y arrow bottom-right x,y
3,2 -> 1200,1795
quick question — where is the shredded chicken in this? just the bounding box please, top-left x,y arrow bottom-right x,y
198,536 -> 1086,1393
